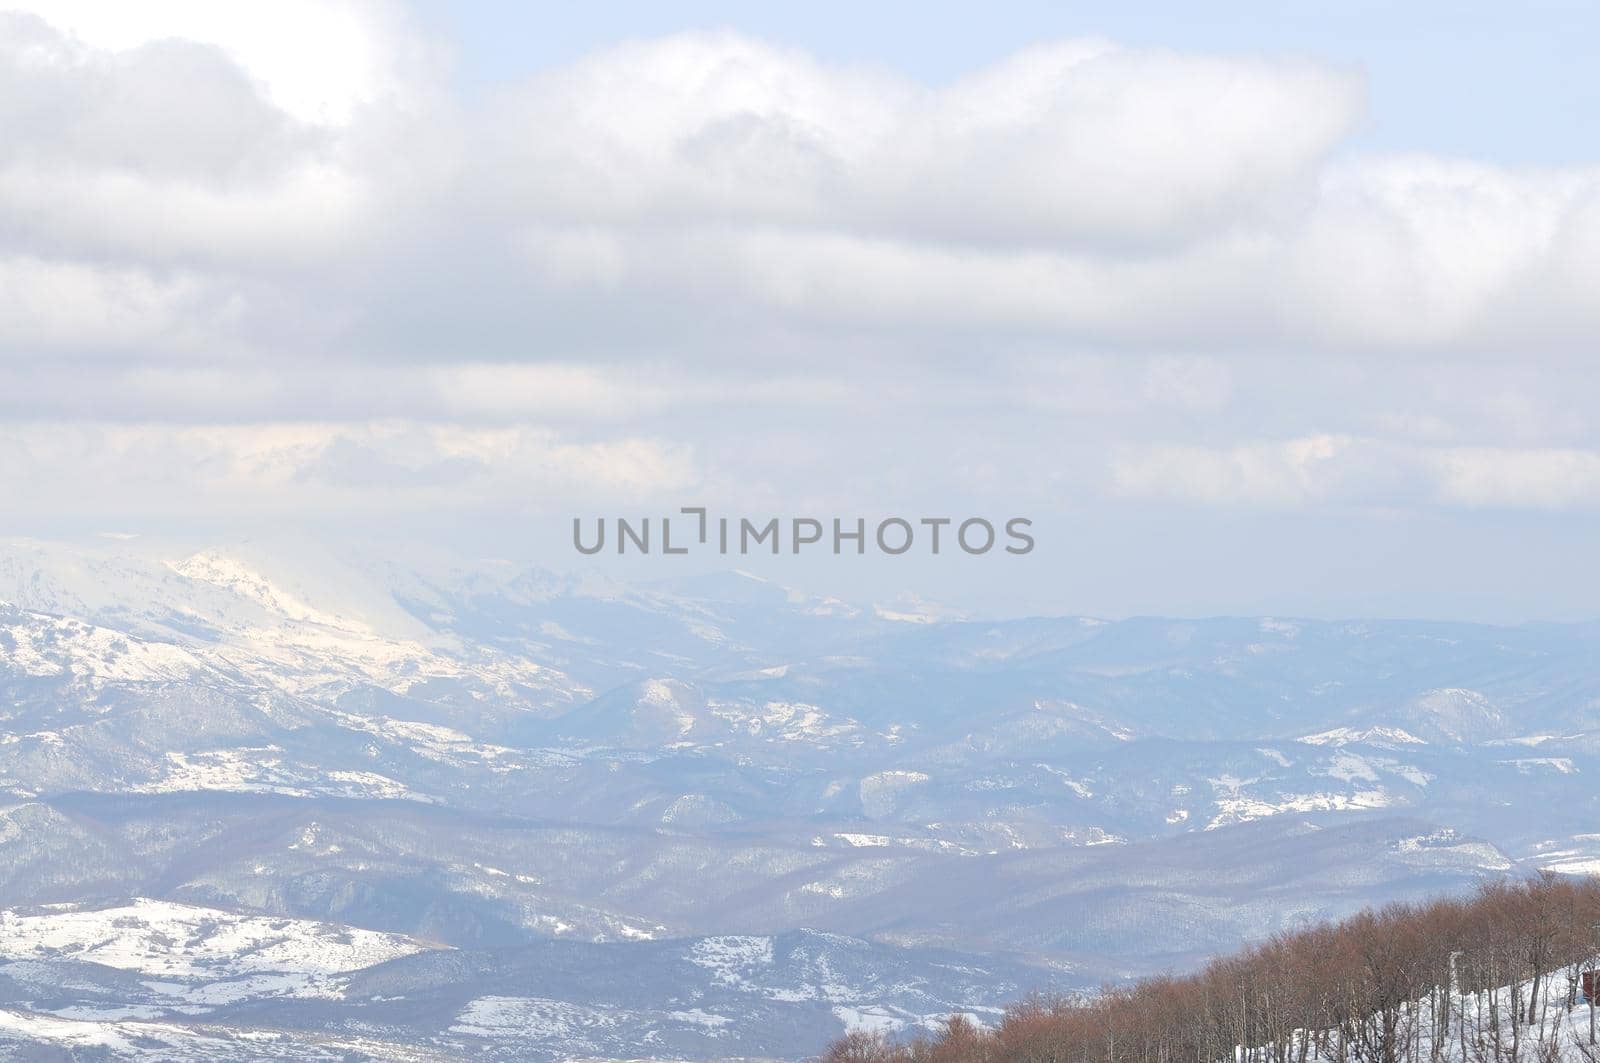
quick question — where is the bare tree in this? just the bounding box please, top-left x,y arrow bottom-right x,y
819,874 -> 1600,1063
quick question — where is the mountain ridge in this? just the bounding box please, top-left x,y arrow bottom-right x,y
0,539 -> 1593,1058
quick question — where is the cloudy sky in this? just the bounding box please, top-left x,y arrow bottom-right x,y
4,0 -> 1599,620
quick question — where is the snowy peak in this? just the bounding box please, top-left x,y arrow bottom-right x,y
1298,726 -> 1428,749
170,553 -> 355,631
0,542 -> 588,720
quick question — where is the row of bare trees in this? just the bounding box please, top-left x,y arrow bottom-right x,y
824,874 -> 1600,1063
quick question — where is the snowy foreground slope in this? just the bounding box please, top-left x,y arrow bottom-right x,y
1219,974 -> 1600,1063
2,540 -> 1599,1058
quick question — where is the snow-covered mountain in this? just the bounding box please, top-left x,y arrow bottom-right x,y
0,538 -> 1596,1059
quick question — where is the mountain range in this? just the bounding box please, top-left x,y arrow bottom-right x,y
0,538 -> 1594,1059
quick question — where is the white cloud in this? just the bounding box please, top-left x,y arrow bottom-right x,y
499,155 -> 1600,354
11,0 -> 427,125
487,33 -> 1360,247
1139,356 -> 1232,410
3,15 -> 1596,364
0,255 -> 229,351
1111,435 -> 1359,506
1114,437 -> 1600,512
1429,447 -> 1600,511
1286,159 -> 1600,348
428,364 -> 648,420
0,4 -> 451,360
2,7 -> 1600,546
0,421 -> 697,517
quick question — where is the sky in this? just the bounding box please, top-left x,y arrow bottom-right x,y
3,1 -> 1600,621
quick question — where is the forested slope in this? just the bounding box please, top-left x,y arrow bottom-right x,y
826,874 -> 1600,1062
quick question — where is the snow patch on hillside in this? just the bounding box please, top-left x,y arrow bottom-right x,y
0,610 -> 205,684
0,899 -> 433,980
1299,726 -> 1427,748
